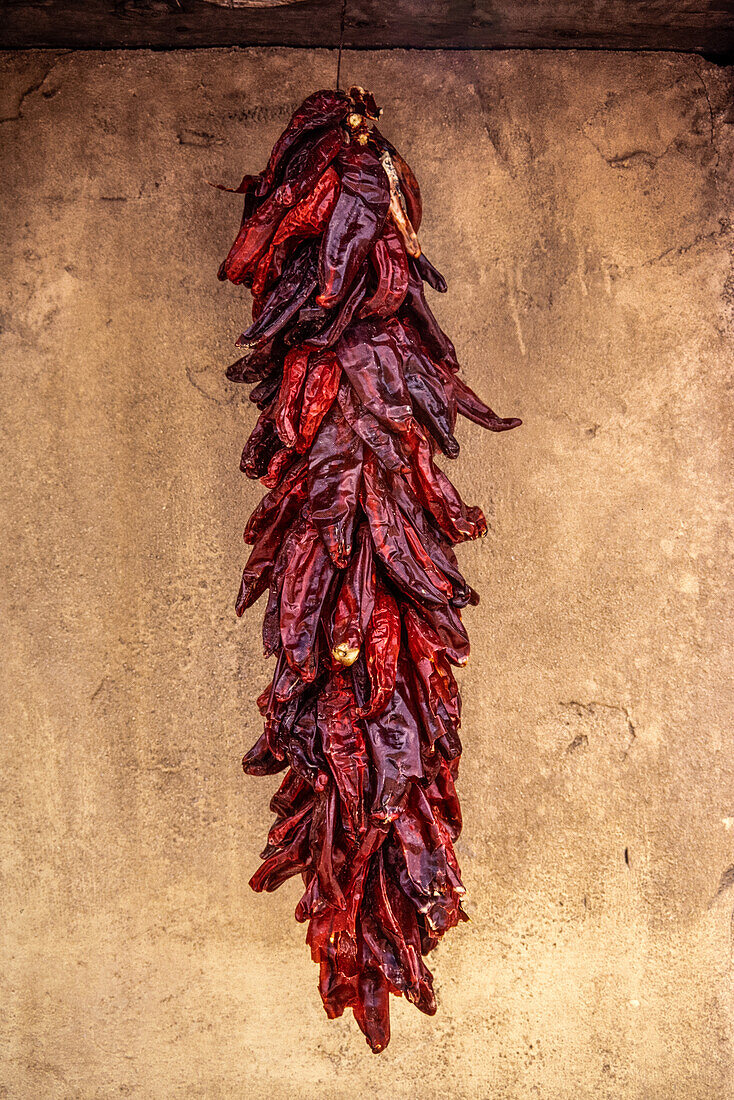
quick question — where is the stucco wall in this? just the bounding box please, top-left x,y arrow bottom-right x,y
1,47 -> 732,1098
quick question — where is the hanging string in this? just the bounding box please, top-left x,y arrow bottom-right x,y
336,0 -> 348,92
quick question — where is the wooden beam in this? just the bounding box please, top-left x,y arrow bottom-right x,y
1,0 -> 732,55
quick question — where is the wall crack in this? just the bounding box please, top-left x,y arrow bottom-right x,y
0,59 -> 64,125
641,222 -> 731,268
559,700 -> 637,758
580,129 -> 676,169
692,61 -> 721,170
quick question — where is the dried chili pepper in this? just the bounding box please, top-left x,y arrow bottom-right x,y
358,582 -> 401,719
279,518 -> 335,680
238,402 -> 282,478
274,346 -> 310,447
380,149 -> 421,258
308,404 -> 363,568
254,90 -> 350,198
335,317 -> 413,429
319,673 -> 369,838
451,370 -> 523,432
338,377 -> 407,474
253,166 -> 341,297
215,86 -> 520,1052
317,145 -> 390,308
358,219 -> 410,320
297,349 -> 341,452
220,127 -> 344,286
236,242 -> 318,349
305,268 -> 368,350
329,523 -> 376,668
361,451 -> 453,607
413,250 -> 447,293
372,129 -> 422,231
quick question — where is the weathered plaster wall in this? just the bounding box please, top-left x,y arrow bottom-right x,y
1,47 -> 732,1099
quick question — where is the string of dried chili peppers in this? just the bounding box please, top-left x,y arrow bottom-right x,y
216,87 -> 521,1052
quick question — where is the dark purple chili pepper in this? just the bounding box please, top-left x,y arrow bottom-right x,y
236,243 -> 318,349
305,268 -> 368,350
451,371 -> 523,431
317,145 -> 390,309
330,523 -> 376,668
337,378 -> 407,474
308,404 -> 363,568
361,452 -> 452,606
413,250 -> 447,293
279,518 -> 336,680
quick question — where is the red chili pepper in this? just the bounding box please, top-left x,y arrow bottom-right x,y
253,166 -> 341,297
363,653 -> 424,822
361,451 -> 452,605
261,444 -> 298,489
235,525 -> 282,615
359,219 -> 409,320
353,956 -> 391,1054
239,403 -> 280,479
313,784 -> 347,909
221,128 -> 344,286
243,458 -> 307,545
337,377 -> 407,475
404,606 -> 463,717
377,460 -> 469,605
393,319 -> 459,456
249,809 -> 312,892
360,848 -> 435,1014
255,90 -> 350,198
296,350 -> 341,452
220,188 -> 286,285
329,523 -> 376,668
241,731 -> 287,777
358,582 -> 400,718
261,538 -> 290,657
413,598 -> 471,667
334,316 -> 412,428
274,346 -> 310,447
319,672 -> 369,838
400,418 -> 485,543
285,699 -> 330,790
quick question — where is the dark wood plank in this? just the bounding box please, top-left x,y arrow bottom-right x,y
1,0 -> 732,55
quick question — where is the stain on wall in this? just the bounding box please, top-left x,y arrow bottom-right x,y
0,47 -> 732,1099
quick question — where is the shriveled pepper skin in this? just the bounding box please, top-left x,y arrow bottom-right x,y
253,166 -> 341,297
220,128 -> 343,286
253,90 -> 351,199
308,404 -> 363,568
359,219 -> 410,320
215,87 -> 521,1053
371,129 -> 423,232
297,350 -> 341,452
317,145 -> 390,309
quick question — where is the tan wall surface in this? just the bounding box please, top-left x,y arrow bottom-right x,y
1,47 -> 732,1099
